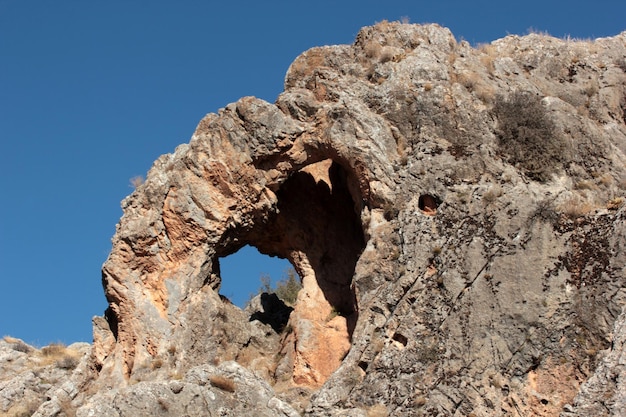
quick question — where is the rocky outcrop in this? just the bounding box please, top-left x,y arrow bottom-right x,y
3,21 -> 625,416
0,337 -> 91,417
561,307 -> 626,416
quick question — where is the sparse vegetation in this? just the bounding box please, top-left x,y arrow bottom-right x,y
7,401 -> 40,417
607,197 -> 624,210
209,375 -> 236,392
41,342 -> 67,357
4,336 -> 32,353
383,201 -> 399,220
58,398 -> 77,417
366,404 -> 389,417
493,92 -> 568,182
38,342 -> 81,370
157,398 -> 170,411
558,195 -> 595,219
129,175 -> 144,188
256,267 -> 302,306
56,354 -> 79,370
482,185 -> 503,204
274,268 -> 302,305
151,358 -> 164,369
326,307 -> 340,322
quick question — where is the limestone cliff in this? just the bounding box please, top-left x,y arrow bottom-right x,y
3,22 -> 625,417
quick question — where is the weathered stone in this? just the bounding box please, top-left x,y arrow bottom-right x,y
0,338 -> 91,417
3,21 -> 626,416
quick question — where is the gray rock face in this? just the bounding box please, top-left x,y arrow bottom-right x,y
3,22 -> 626,416
0,338 -> 91,417
561,308 -> 626,417
75,361 -> 299,417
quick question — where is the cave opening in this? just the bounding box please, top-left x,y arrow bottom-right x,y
214,158 -> 367,386
418,193 -> 440,215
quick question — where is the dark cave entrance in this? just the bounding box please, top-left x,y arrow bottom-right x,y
217,159 -> 366,334
268,159 -> 365,327
214,158 -> 367,385
418,193 -> 440,215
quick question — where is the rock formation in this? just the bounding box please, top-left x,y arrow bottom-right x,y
2,21 -> 625,416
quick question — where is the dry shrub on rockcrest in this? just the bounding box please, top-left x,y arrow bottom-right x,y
40,342 -> 79,369
209,375 -> 236,392
493,91 -> 569,182
4,336 -> 32,353
129,175 -> 144,189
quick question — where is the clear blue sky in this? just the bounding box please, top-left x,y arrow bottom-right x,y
1,0 -> 623,347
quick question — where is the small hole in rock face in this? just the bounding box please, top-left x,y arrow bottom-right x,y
392,332 -> 408,347
358,361 -> 369,371
418,194 -> 439,215
540,399 -> 549,405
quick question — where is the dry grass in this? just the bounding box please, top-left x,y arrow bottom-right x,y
151,358 -> 164,369
574,179 -> 596,190
456,71 -> 495,102
38,343 -> 80,369
366,404 -> 389,417
3,335 -> 20,344
129,175 -> 144,188
379,46 -> 396,63
558,196 -> 595,218
478,43 -> 498,63
169,370 -> 184,380
58,398 -> 77,417
483,185 -> 503,204
597,173 -> 614,187
364,40 -> 382,59
457,71 -> 480,90
209,375 -> 236,392
474,83 -> 495,103
607,197 -> 624,210
7,400 -> 41,417
4,336 -> 31,353
288,49 -> 326,80
157,398 -> 170,411
414,395 -> 427,407
41,343 -> 67,357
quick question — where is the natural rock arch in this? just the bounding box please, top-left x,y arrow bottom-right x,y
215,158 -> 366,385
95,96 -> 384,389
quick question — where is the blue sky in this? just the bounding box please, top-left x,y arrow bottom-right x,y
1,1 -> 623,347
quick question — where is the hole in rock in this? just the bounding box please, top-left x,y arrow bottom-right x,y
392,332 -> 408,347
418,193 -> 440,215
218,245 -> 296,309
213,158 -> 367,386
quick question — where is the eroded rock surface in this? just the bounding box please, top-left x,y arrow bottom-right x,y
4,22 -> 626,416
